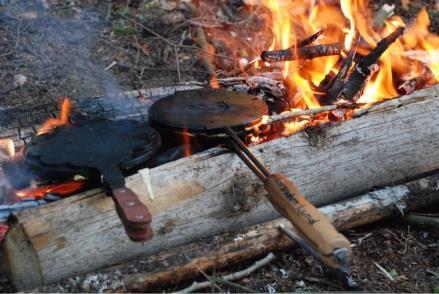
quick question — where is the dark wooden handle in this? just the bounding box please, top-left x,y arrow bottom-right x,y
264,174 -> 351,263
112,187 -> 153,241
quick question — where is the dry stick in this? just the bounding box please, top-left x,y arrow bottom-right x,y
233,30 -> 324,76
174,46 -> 182,83
182,254 -> 225,293
373,261 -> 395,282
211,278 -> 257,293
15,18 -> 22,50
260,43 -> 342,63
178,252 -> 276,293
338,27 -> 405,101
266,103 -> 360,124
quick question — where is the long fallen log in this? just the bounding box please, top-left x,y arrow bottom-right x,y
3,85 -> 439,290
123,173 -> 439,291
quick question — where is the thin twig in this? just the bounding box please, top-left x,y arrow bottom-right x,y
212,277 -> 258,293
106,0 -> 113,20
267,103 -> 360,124
174,46 -> 182,83
133,35 -> 140,69
178,252 -> 276,293
124,16 -> 234,61
15,18 -> 22,50
373,261 -> 395,282
181,254 -> 224,293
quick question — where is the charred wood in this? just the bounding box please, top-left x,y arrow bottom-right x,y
261,43 -> 341,63
338,27 -> 404,102
398,67 -> 436,95
340,63 -> 380,102
318,35 -> 359,105
246,76 -> 286,98
296,29 -> 324,47
216,76 -> 286,98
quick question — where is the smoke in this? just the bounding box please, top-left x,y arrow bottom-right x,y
0,0 -> 126,105
0,0 -> 141,197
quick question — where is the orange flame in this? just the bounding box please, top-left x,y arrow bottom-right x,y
262,0 -> 438,110
210,76 -> 220,89
195,0 -> 438,137
38,98 -> 71,135
181,129 -> 192,157
15,180 -> 87,200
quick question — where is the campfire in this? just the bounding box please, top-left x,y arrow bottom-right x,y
2,0 -> 438,202
1,0 -> 439,291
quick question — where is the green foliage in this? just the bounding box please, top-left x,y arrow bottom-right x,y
112,20 -> 137,37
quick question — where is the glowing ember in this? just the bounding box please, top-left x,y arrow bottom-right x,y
15,180 -> 87,200
37,98 -> 71,135
182,129 -> 193,157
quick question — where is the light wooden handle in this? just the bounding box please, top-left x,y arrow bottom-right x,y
264,174 -> 351,262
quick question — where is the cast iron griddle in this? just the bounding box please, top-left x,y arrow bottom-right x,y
148,88 -> 353,274
149,88 -> 268,134
25,120 -> 161,241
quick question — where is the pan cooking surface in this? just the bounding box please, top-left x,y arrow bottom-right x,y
149,88 -> 268,134
25,120 -> 161,175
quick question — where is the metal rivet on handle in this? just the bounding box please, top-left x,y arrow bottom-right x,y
126,201 -> 135,206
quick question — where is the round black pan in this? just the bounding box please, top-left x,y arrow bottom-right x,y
24,119 -> 161,241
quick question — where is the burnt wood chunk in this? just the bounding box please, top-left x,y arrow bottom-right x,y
261,43 -> 342,63
338,27 -> 405,101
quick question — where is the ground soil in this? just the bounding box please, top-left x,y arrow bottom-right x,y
0,0 -> 438,292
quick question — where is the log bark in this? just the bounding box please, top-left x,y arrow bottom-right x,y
3,85 -> 439,290
123,173 -> 439,291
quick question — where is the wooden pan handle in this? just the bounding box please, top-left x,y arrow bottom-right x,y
264,174 -> 351,266
112,187 -> 153,242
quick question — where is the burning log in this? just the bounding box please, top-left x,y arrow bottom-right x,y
3,85 -> 439,290
338,27 -> 405,102
123,173 -> 439,291
260,43 -> 342,63
318,35 -> 359,105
